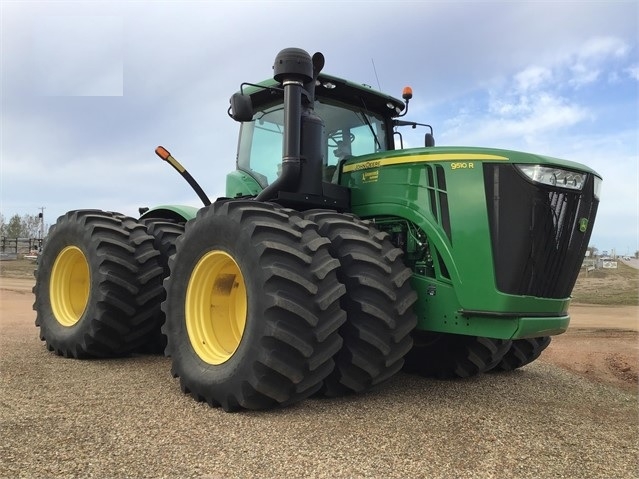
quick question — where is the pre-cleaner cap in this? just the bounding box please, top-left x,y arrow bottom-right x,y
273,48 -> 314,83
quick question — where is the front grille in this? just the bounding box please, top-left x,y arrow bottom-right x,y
484,164 -> 599,299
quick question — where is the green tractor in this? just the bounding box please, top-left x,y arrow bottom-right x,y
33,48 -> 601,411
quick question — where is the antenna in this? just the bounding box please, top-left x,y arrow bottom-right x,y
371,58 -> 381,91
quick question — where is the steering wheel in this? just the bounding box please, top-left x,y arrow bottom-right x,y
328,132 -> 355,147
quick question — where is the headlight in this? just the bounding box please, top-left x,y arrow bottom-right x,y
515,165 -> 586,191
593,176 -> 603,200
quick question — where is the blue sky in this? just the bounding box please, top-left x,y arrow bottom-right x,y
1,1 -> 637,256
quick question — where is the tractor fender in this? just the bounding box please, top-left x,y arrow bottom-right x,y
139,205 -> 199,223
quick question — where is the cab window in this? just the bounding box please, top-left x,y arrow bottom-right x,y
237,100 -> 388,186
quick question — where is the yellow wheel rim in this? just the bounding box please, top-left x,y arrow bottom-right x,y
50,246 -> 90,327
186,251 -> 247,365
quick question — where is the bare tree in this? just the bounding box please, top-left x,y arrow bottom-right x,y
22,214 -> 41,238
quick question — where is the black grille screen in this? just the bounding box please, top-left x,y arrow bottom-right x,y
484,164 -> 599,299
425,165 -> 452,242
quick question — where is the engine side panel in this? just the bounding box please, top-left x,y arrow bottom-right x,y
343,147 -> 599,339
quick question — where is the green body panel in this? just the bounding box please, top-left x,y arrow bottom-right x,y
139,204 -> 199,222
223,144 -> 595,339
224,67 -> 600,340
341,146 -> 593,338
411,276 -> 569,339
225,170 -> 263,197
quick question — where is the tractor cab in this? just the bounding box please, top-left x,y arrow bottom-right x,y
226,73 -> 410,205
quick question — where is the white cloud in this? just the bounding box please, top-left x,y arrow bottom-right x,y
576,37 -> 629,61
437,33 -> 634,151
500,93 -> 590,134
568,64 -> 601,88
443,93 -> 591,149
565,37 -> 631,88
626,65 -> 639,81
514,66 -> 553,93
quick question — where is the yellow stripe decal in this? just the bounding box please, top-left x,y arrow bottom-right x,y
342,153 -> 509,173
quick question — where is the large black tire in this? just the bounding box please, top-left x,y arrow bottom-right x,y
137,218 -> 186,354
162,201 -> 346,411
404,332 -> 512,379
304,210 -> 418,396
33,210 -> 164,358
493,336 -> 551,371
142,219 -> 185,271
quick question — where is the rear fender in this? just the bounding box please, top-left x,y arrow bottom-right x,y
139,205 -> 199,223
226,170 -> 263,198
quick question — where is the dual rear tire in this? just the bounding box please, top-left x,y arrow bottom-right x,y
304,210 -> 417,396
162,201 -> 347,411
33,210 -> 165,358
161,204 -> 418,410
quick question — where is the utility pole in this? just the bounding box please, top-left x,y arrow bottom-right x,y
38,206 -> 46,242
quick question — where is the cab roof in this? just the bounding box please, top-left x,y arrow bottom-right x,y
241,73 -> 406,118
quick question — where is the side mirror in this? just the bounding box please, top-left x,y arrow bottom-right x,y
229,93 -> 253,122
425,133 -> 435,147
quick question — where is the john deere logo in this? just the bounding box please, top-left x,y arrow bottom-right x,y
579,218 -> 588,233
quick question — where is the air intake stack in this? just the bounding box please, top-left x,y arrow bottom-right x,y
257,48 -> 325,201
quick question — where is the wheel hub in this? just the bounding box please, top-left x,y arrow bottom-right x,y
50,246 -> 90,327
186,251 -> 247,365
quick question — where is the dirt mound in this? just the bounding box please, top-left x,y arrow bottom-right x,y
541,328 -> 638,394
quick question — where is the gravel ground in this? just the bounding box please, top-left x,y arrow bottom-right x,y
1,289 -> 638,478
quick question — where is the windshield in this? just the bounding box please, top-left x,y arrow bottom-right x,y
237,100 -> 388,186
